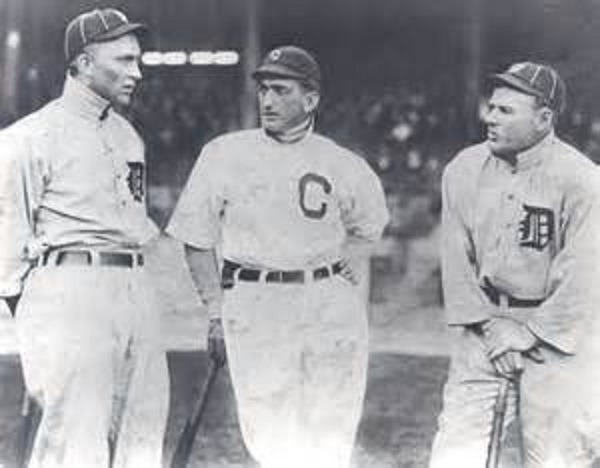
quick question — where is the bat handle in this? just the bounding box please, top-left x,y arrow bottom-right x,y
486,378 -> 512,468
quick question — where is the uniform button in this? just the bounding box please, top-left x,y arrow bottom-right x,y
507,194 -> 514,200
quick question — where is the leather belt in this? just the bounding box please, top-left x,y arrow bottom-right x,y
222,259 -> 343,288
41,249 -> 144,268
481,278 -> 544,308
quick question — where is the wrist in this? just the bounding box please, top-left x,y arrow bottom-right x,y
206,300 -> 222,321
524,325 -> 539,350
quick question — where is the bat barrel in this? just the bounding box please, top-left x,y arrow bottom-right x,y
169,361 -> 219,468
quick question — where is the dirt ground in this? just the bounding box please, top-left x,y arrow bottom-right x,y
0,352 -> 448,468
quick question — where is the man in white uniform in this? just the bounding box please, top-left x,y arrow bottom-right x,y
0,9 -> 169,468
167,46 -> 389,468
429,62 -> 600,467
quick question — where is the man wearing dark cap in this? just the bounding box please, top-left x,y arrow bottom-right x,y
0,8 -> 169,467
429,62 -> 600,467
167,45 -> 388,468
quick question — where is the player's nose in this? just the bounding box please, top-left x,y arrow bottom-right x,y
483,107 -> 497,126
130,61 -> 143,81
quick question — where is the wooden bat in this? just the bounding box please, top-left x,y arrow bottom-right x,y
169,360 -> 219,468
486,377 -> 511,468
15,391 -> 41,468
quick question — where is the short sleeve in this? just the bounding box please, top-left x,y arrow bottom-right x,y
340,155 -> 389,242
166,140 -> 227,249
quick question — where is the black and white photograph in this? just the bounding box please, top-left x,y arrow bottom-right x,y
1,0 -> 600,467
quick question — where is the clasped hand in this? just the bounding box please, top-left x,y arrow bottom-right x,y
481,317 -> 538,378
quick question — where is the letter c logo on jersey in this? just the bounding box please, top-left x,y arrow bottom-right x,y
298,173 -> 332,219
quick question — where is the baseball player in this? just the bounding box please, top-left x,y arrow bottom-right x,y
429,62 -> 600,467
167,46 -> 389,468
0,9 -> 169,468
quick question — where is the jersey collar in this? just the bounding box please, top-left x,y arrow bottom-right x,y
61,74 -> 112,122
263,116 -> 314,144
492,130 -> 555,172
514,130 -> 555,171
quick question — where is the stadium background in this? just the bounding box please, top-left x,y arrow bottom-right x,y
1,0 -> 600,466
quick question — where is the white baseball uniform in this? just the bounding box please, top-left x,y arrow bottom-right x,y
0,76 -> 169,468
167,127 -> 389,468
430,131 -> 600,468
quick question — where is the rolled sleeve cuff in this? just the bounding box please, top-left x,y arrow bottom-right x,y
445,305 -> 495,326
0,280 -> 23,298
165,224 -> 217,251
526,320 -> 575,355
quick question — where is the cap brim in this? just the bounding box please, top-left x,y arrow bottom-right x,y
252,64 -> 306,82
94,22 -> 148,42
489,72 -> 545,100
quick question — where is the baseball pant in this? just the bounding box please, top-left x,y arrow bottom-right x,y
16,262 -> 169,468
539,336 -> 600,468
429,324 -> 574,468
223,274 -> 368,468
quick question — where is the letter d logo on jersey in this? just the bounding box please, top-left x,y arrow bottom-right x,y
127,162 -> 145,202
519,204 -> 554,251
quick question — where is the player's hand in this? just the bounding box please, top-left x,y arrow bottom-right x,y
490,350 -> 523,379
338,258 -> 359,285
207,318 -> 227,368
5,295 -> 20,317
482,317 -> 538,360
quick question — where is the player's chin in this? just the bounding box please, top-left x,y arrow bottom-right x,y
116,91 -> 134,107
261,118 -> 284,133
487,139 -> 508,155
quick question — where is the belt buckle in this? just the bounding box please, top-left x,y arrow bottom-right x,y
313,266 -> 329,281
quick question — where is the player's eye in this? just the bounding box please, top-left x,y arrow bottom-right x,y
272,85 -> 291,95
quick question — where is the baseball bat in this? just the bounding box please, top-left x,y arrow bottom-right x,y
170,360 -> 219,468
486,378 -> 511,468
15,391 -> 41,468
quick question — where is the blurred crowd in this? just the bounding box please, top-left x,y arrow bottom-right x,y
2,67 -> 600,234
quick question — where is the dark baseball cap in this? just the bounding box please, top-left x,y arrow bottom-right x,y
64,8 -> 147,62
253,46 -> 321,91
490,62 -> 566,113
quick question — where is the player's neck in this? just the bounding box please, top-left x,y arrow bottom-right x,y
265,116 -> 313,144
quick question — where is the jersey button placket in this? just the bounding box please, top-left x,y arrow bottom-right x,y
101,127 -> 130,220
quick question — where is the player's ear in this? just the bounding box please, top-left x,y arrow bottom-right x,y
71,48 -> 94,78
303,90 -> 320,114
537,106 -> 555,130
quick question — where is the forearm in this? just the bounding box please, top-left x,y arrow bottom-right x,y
183,245 -> 223,320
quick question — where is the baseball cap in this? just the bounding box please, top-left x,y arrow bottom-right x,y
490,62 -> 566,113
253,46 -> 321,91
64,8 -> 147,63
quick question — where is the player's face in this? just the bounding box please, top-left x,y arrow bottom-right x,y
257,78 -> 319,133
83,34 -> 143,108
484,86 -> 552,157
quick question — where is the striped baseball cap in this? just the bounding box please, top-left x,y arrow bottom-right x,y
64,8 -> 147,62
490,62 -> 566,113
